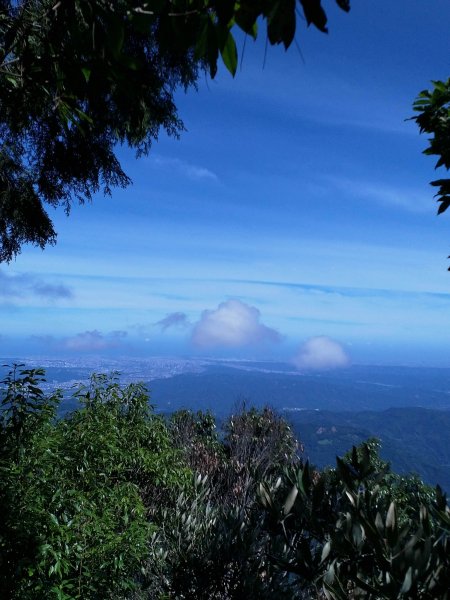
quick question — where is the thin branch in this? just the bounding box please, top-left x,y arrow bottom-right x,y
294,38 -> 305,65
133,4 -> 200,18
0,57 -> 20,69
240,33 -> 247,72
263,33 -> 268,70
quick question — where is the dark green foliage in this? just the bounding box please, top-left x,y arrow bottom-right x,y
169,408 -> 224,481
0,0 -> 349,261
222,406 -> 300,505
0,363 -> 59,448
260,441 -> 450,599
0,364 -> 62,597
0,368 -> 190,599
286,407 -> 450,491
1,367 -> 448,599
413,79 -> 450,264
413,80 -> 450,210
0,0 -> 198,261
153,406 -> 302,598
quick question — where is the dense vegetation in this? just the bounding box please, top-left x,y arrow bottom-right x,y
285,408 -> 450,492
1,366 -> 449,599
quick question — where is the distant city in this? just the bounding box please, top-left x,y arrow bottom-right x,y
2,356 -> 450,411
2,356 -> 449,490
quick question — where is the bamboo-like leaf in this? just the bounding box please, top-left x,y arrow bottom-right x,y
345,490 -> 356,506
283,484 -> 298,515
386,501 -> 396,530
258,482 -> 273,509
321,540 -> 331,563
400,566 -> 413,594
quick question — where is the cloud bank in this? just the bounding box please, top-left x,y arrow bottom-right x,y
61,330 -> 127,352
0,269 -> 73,300
155,312 -> 190,331
191,299 -> 281,348
292,336 -> 350,371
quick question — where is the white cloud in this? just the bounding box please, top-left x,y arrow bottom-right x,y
292,336 -> 350,371
191,299 -> 281,348
328,177 -> 431,214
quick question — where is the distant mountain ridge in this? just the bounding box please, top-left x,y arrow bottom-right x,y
284,407 -> 450,491
147,363 -> 450,413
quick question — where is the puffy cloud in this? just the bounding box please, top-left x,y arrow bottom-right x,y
155,312 -> 190,332
292,336 -> 350,371
0,269 -> 73,300
191,299 -> 281,348
61,330 -> 127,352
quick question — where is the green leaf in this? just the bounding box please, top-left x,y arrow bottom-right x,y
336,0 -> 351,12
3,73 -> 20,88
220,31 -> 238,76
437,197 -> 450,215
258,482 -> 273,509
301,0 -> 328,33
267,0 -> 296,48
360,443 -> 372,476
375,511 -> 384,535
81,67 -> 91,83
336,456 -> 353,488
400,566 -> 413,594
431,80 -> 449,94
345,490 -> 355,506
235,11 -> 258,39
386,501 -> 396,530
301,461 -> 312,495
194,16 -> 219,78
321,540 -> 331,563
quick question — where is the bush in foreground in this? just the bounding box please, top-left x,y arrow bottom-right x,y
0,366 -> 448,599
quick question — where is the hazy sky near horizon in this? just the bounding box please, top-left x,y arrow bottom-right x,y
2,0 -> 450,367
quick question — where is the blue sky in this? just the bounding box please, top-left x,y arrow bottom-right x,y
2,0 -> 450,367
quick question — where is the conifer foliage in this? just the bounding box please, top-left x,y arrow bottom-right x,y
0,0 -> 350,261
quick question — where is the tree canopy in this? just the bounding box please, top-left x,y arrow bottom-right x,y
413,82 -> 450,220
0,0 -> 351,262
2,2 -> 449,265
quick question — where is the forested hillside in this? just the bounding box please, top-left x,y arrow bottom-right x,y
286,408 -> 450,491
1,366 -> 449,599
